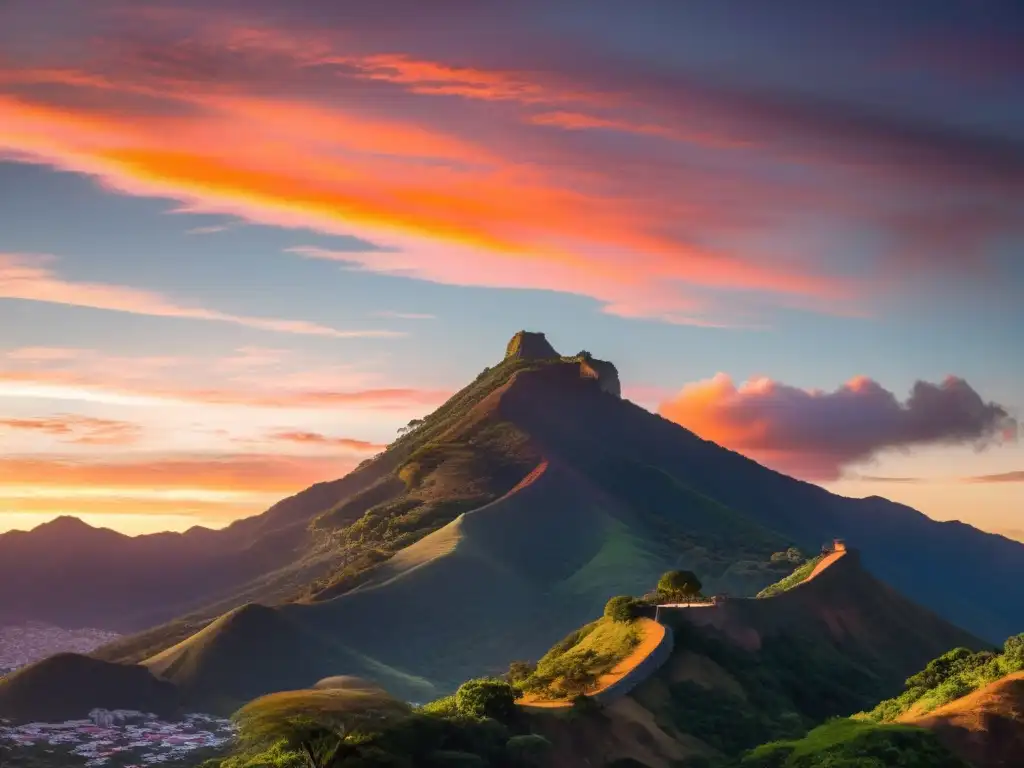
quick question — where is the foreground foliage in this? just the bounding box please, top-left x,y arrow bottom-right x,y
862,633 -> 1024,722
739,718 -> 969,767
207,683 -> 550,768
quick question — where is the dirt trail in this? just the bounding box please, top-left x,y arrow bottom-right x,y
805,548 -> 847,581
519,618 -> 666,708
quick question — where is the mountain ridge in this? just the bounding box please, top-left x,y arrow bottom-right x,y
2,332 -> 1022,661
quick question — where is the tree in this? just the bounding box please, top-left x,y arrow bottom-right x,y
455,678 -> 521,720
504,661 -> 537,686
657,570 -> 702,605
233,690 -> 409,768
1005,634 -> 1024,665
604,595 -> 639,623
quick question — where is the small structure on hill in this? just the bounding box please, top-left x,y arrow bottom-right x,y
821,538 -> 847,555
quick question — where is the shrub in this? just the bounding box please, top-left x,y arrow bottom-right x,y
454,678 -> 521,721
505,734 -> 552,767
604,595 -> 639,623
418,695 -> 459,718
657,570 -> 702,603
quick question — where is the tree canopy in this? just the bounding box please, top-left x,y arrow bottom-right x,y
657,570 -> 702,603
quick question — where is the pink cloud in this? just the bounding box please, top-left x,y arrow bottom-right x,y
0,414 -> 143,445
0,253 -> 402,339
659,373 -> 1017,481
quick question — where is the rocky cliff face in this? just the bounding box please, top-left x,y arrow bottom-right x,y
580,357 -> 621,398
504,331 -> 560,361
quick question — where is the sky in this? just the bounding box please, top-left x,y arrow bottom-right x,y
0,0 -> 1022,539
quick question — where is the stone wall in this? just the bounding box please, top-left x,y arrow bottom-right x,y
590,625 -> 675,704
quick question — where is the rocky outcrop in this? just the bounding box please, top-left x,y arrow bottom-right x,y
505,331 -> 560,361
580,357 -> 621,398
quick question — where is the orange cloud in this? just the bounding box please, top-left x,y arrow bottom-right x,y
0,454 -> 347,495
659,373 -> 1016,481
0,453 -> 357,533
527,111 -> 750,149
344,53 -> 608,105
0,415 -> 142,445
0,368 -> 449,411
266,431 -> 387,452
0,253 -> 402,338
0,33 -> 859,325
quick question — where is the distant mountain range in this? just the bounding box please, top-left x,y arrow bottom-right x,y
1,331 -> 1022,713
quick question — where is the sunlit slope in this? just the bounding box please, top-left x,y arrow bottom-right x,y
906,672 -> 1024,768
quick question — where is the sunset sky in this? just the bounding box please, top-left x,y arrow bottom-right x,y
1,1 -> 1021,538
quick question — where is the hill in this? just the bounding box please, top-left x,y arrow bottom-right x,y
523,547 -> 984,763
0,653 -> 179,722
906,672 -> 1024,768
4,331 -> 1021,715
739,719 -> 969,767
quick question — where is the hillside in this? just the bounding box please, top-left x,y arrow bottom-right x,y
0,653 -> 179,722
0,462 -> 393,632
526,548 -> 985,764
907,672 -> 1024,768
3,330 -> 1020,720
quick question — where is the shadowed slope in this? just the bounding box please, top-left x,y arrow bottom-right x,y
0,653 -> 179,723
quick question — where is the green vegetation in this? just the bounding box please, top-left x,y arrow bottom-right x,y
305,356 -> 560,600
739,718 -> 969,767
756,555 -> 824,598
208,684 -> 552,768
516,617 -> 641,700
455,679 -> 521,720
862,633 -> 1024,722
656,570 -> 703,603
604,595 -> 641,623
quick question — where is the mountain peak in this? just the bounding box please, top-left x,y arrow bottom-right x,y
35,515 -> 95,534
504,330 -> 560,361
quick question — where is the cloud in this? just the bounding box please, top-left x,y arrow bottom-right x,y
372,311 -> 436,320
185,224 -> 229,234
0,414 -> 143,445
963,470 -> 1024,484
265,430 -> 386,453
0,453 -> 349,495
659,373 -> 1017,481
1,4 -> 1021,325
0,368 -> 449,411
0,253 -> 402,339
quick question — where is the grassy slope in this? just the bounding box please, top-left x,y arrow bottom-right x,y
905,671 -> 1024,768
613,552 -> 986,758
520,616 -> 642,699
756,555 -> 825,598
741,718 -> 969,767
862,636 -> 1023,722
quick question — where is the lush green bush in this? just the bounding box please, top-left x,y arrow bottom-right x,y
740,718 -> 969,767
503,661 -> 537,687
454,678 -> 521,720
604,595 -> 640,623
657,570 -> 702,602
418,694 -> 459,717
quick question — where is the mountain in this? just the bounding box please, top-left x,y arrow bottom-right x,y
0,653 -> 179,722
907,672 -> 1024,768
4,331 -> 1022,699
0,468 -> 392,631
528,547 -> 984,764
